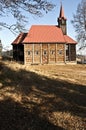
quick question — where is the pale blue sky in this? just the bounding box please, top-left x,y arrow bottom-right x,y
0,0 -> 81,50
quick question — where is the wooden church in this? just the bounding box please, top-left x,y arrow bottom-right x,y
12,4 -> 77,64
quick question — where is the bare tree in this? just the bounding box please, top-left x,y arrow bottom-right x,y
71,0 -> 86,49
0,0 -> 55,34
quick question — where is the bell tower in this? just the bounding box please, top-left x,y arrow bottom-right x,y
58,4 -> 67,35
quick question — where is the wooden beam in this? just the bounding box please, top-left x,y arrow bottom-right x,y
48,44 -> 50,64
69,44 -> 71,61
55,43 -> 57,63
40,43 -> 42,64
24,44 -> 26,64
64,44 -> 66,63
32,43 -> 34,63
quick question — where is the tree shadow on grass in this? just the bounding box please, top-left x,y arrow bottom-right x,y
0,61 -> 86,129
0,98 -> 64,130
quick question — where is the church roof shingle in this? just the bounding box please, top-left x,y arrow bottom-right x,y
23,25 -> 66,43
22,25 -> 77,44
12,25 -> 77,44
12,33 -> 27,45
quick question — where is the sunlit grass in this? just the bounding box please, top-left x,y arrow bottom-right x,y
0,60 -> 86,130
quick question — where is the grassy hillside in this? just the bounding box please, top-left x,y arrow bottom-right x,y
0,61 -> 86,130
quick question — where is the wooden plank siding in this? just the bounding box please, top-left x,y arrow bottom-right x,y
49,44 -> 56,63
70,44 -> 76,61
13,43 -> 76,64
42,44 -> 48,64
66,44 -> 76,62
57,44 -> 65,62
13,44 -> 24,61
24,44 -> 33,64
24,43 -> 65,64
34,44 -> 41,64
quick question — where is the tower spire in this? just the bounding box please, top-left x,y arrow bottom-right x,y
59,3 -> 66,20
58,3 -> 67,35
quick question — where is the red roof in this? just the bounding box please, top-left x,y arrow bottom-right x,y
12,25 -> 77,45
22,25 -> 77,44
64,35 -> 77,44
12,33 -> 27,45
23,25 -> 66,43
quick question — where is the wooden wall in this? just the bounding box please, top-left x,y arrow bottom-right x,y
42,44 -> 48,64
66,44 -> 76,61
34,44 -> 41,63
70,44 -> 76,61
13,43 -> 76,64
57,44 -> 65,62
24,43 -> 65,64
13,44 -> 24,61
24,44 -> 33,64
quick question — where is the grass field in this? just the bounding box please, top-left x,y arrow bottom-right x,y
0,60 -> 86,130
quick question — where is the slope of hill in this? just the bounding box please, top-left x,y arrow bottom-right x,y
0,61 -> 86,130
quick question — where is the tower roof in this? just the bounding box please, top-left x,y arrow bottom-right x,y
59,4 -> 66,20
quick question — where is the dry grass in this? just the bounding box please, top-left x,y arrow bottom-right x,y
0,60 -> 86,130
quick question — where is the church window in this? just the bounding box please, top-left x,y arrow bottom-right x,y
35,50 -> 39,55
58,50 -> 63,55
28,50 -> 31,55
44,50 -> 47,55
50,50 -> 55,55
